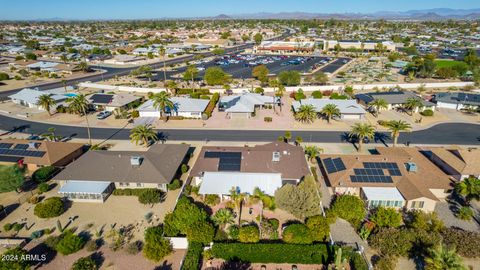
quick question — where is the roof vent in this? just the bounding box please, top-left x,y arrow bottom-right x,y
406,162 -> 417,172
272,152 -> 281,162
130,156 -> 143,166
28,142 -> 38,149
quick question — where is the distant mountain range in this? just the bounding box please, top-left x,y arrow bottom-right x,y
216,8 -> 480,20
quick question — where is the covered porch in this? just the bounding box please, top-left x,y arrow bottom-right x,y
59,180 -> 114,203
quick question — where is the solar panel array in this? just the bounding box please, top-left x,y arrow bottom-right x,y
90,94 -> 114,104
363,162 -> 402,176
323,158 -> 346,173
0,143 -> 45,158
204,151 -> 242,171
349,161 -> 402,183
351,175 -> 393,183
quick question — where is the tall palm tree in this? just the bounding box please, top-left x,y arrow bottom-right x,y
454,177 -> 480,204
159,46 -> 167,85
321,104 -> 341,124
165,80 -> 178,95
212,208 -> 234,230
67,94 -> 91,145
386,120 -> 411,147
369,98 -> 388,117
151,92 -> 174,118
294,104 -> 317,124
129,124 -> 158,147
304,145 -> 323,162
404,98 -> 423,115
76,61 -> 90,73
275,85 -> 285,111
230,187 -> 246,225
37,94 -> 56,116
424,244 -> 466,270
349,123 -> 376,152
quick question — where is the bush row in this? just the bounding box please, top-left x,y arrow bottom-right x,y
204,93 -> 220,118
181,242 -> 203,270
176,88 -> 210,95
32,166 -> 59,183
112,188 -> 158,196
211,243 -> 333,264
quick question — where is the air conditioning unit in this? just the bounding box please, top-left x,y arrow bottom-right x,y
272,151 -> 281,162
130,156 -> 143,166
406,162 -> 417,172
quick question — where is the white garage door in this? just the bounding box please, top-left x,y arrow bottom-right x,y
342,114 -> 362,120
139,111 -> 160,118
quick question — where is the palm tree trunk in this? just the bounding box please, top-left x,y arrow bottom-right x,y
358,139 -> 363,152
393,135 -> 398,147
82,107 -> 92,145
163,56 -> 167,84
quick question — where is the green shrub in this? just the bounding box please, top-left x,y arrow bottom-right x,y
441,228 -> 480,258
0,73 -> 10,81
264,117 -> 272,122
176,88 -> 210,95
282,224 -> 313,244
200,95 -> 211,100
32,166 -> 58,183
131,110 -> 140,118
330,93 -> 348,100
126,240 -> 143,255
34,197 -> 64,218
457,206 -> 474,220
85,239 -> 98,252
254,87 -> 264,94
167,179 -> 182,190
38,183 -> 49,193
72,256 -> 97,270
181,164 -> 189,174
138,189 -> 164,206
331,195 -> 366,227
238,225 -> 260,243
204,194 -> 220,206
30,230 -> 44,239
211,243 -> 333,264
55,230 -> 86,255
228,225 -> 239,240
370,207 -> 402,228
311,91 -> 323,99
204,92 -> 219,118
182,241 -> 203,270
306,215 -> 331,242
350,252 -> 368,270
143,226 -> 172,262
420,109 -> 434,116
13,223 -> 24,232
113,188 -> 157,196
3,223 -> 13,231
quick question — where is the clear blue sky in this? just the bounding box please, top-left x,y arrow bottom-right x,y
0,0 -> 479,20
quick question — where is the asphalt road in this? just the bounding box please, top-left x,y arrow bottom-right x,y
1,114 -> 479,145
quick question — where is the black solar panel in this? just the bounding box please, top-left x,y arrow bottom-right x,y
332,158 -> 346,171
323,158 -> 346,173
204,151 -> 242,171
354,168 -> 385,176
0,143 -> 13,149
389,169 -> 402,176
90,94 -> 114,104
0,149 -> 45,158
13,144 -> 29,150
351,175 -> 393,183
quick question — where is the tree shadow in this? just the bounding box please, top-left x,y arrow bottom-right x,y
29,242 -> 57,269
220,261 -> 251,270
373,132 -> 390,146
154,261 -> 172,270
90,251 -> 105,269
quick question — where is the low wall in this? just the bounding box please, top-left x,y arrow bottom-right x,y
79,82 -> 167,93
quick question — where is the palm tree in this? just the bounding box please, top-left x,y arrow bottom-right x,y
386,120 -> 411,147
321,104 -> 341,124
369,98 -> 388,117
165,80 -> 178,95
304,145 -> 323,162
37,94 -> 56,116
295,104 -> 317,124
67,94 -> 91,145
61,79 -> 68,92
275,85 -> 285,111
151,92 -> 174,118
129,124 -> 158,147
295,136 -> 303,146
76,61 -> 90,73
454,177 -> 480,204
349,123 -> 376,152
404,98 -> 423,115
212,208 -> 234,229
229,187 -> 246,225
424,244 -> 466,270
60,54 -> 68,64
159,46 -> 167,85
41,127 -> 60,142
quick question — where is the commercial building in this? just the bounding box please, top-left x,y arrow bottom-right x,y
253,41 -> 315,55
323,40 -> 396,52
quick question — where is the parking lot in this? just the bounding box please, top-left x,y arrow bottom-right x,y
158,54 -> 350,80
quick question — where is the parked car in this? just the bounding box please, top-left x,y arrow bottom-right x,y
26,135 -> 44,140
96,111 -> 112,120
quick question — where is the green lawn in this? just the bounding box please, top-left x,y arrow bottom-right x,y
434,59 -> 464,68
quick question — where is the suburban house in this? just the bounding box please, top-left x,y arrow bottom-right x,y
420,147 -> 480,180
9,87 -> 74,111
253,41 -> 315,55
319,147 -> 453,212
103,55 -> 146,65
219,93 -> 278,119
355,91 -> 436,113
292,99 -> 367,120
138,97 -> 210,119
0,139 -> 84,172
53,144 -> 189,202
86,93 -> 142,112
433,92 -> 480,110
190,142 -> 310,199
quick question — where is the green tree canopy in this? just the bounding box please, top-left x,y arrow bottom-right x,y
0,165 -> 24,193
331,195 -> 366,227
282,224 -> 313,244
274,176 -> 320,219
238,225 -> 260,243
278,70 -> 301,86
252,65 -> 269,84
0,247 -> 30,270
34,197 -> 64,218
204,67 -> 229,85
72,256 -> 98,270
370,207 -> 402,228
143,226 -> 172,262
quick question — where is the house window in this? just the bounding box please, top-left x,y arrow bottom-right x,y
136,183 -> 144,187
119,182 -> 129,187
411,201 -> 424,209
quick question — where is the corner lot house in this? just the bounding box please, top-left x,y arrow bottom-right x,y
87,93 -> 142,112
138,97 -> 209,119
433,92 -> 480,110
190,142 -> 310,198
420,147 -> 480,180
219,93 -> 277,119
292,99 -> 367,120
319,147 -> 452,212
53,144 -> 189,202
355,91 -> 436,113
0,139 -> 84,171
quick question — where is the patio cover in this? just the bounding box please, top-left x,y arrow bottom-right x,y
59,180 -> 111,195
362,187 -> 405,201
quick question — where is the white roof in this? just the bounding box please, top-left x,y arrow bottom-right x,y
9,88 -> 68,105
220,93 -> 275,113
362,187 -> 405,201
59,180 -> 111,195
199,171 -> 282,196
26,61 -> 58,69
292,98 -> 366,115
138,97 -> 209,113
166,237 -> 188,249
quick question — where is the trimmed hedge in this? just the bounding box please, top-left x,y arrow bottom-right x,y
181,242 -> 203,270
32,166 -> 59,183
176,88 -> 210,95
34,197 -> 64,218
420,109 -> 434,116
204,93 -> 219,118
211,243 -> 334,264
112,188 -> 157,196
